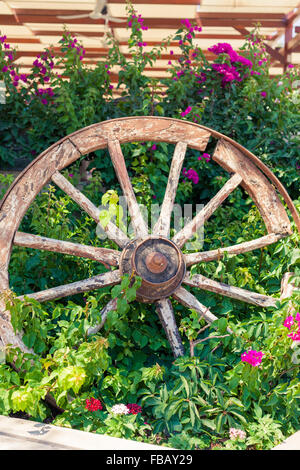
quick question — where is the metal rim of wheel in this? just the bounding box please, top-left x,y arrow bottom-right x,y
0,116 -> 299,358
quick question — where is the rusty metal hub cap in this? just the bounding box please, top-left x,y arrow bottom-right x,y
120,236 -> 186,302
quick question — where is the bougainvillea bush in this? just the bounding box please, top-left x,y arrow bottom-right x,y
0,4 -> 299,196
0,3 -> 299,451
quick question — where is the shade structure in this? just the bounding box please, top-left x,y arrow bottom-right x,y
0,0 -> 299,84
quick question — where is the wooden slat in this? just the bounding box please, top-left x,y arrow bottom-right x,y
184,233 -> 285,266
107,140 -> 149,238
156,298 -> 185,357
153,142 -> 187,237
69,117 -> 211,155
213,140 -> 292,235
51,171 -> 129,248
183,273 -> 277,307
172,173 -> 242,248
14,232 -> 120,267
17,270 -> 121,303
173,286 -> 219,324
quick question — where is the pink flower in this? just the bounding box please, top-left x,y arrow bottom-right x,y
288,331 -> 300,341
283,315 -> 294,330
241,349 -> 264,367
181,105 -> 192,117
288,64 -> 294,68
261,91 -> 267,97
229,428 -> 246,441
183,168 -> 199,184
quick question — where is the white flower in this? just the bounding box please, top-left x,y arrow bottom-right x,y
229,427 -> 246,441
110,403 -> 129,415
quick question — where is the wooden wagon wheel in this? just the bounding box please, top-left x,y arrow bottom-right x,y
0,116 -> 299,358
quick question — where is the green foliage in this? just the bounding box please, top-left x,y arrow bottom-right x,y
0,6 -> 299,202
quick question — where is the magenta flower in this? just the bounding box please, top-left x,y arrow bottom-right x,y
181,105 -> 192,117
2,65 -> 8,72
288,64 -> 294,68
288,331 -> 300,341
183,168 -> 199,184
283,315 -> 294,330
199,152 -> 211,162
261,91 -> 267,97
241,349 -> 264,367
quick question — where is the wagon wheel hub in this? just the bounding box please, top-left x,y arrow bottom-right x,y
146,252 -> 168,274
120,236 -> 186,302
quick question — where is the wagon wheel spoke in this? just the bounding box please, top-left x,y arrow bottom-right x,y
14,232 -> 120,267
107,139 -> 149,239
172,286 -> 219,325
172,173 -> 242,248
17,270 -> 121,303
87,298 -> 118,336
155,298 -> 185,358
51,171 -> 129,249
153,142 -> 187,237
183,272 -> 277,307
184,233 -> 286,267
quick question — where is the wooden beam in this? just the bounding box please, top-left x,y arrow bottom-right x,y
5,37 -> 41,44
12,12 -> 284,28
30,31 -> 247,41
14,9 -> 286,21
234,26 -> 285,66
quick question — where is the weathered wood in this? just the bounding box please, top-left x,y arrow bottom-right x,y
0,141 -> 80,293
17,270 -> 121,303
107,140 -> 149,239
172,286 -> 219,325
173,173 -> 242,248
87,298 -> 118,336
14,232 -> 120,267
184,233 -> 285,267
183,273 -> 277,307
51,171 -> 129,248
69,117 -> 211,154
213,139 -> 292,235
0,296 -> 32,353
153,142 -> 187,237
280,272 -> 298,315
155,298 -> 185,358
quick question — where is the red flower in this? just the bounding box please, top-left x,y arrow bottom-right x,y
85,397 -> 102,412
127,403 -> 142,415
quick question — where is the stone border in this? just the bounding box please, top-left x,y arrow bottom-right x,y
272,431 -> 300,450
0,415 -> 173,450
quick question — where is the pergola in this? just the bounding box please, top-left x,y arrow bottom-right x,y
0,0 -> 300,89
